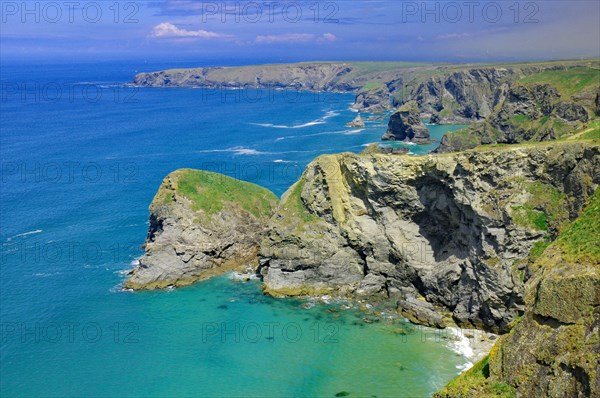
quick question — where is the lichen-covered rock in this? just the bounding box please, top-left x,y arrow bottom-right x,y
259,141 -> 600,332
125,169 -> 278,290
382,101 -> 430,143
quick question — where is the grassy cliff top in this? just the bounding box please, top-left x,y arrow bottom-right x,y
554,188 -> 600,264
518,66 -> 600,96
153,169 -> 278,219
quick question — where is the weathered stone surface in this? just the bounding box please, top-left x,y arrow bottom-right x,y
382,101 -> 430,143
125,169 -> 278,290
259,141 -> 600,332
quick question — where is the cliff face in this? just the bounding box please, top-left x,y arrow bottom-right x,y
125,169 -> 278,290
405,67 -> 518,124
381,101 -> 430,143
133,63 -> 361,91
435,190 -> 599,398
436,67 -> 599,153
259,141 -> 600,332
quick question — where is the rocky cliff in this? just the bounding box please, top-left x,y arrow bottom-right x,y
435,189 -> 599,398
259,141 -> 600,333
125,169 -> 278,290
436,67 -> 599,153
381,101 -> 430,143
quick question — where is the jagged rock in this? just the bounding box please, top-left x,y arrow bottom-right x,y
382,101 -> 430,143
259,141 -> 600,332
125,169 -> 278,290
346,114 -> 365,128
595,88 -> 600,116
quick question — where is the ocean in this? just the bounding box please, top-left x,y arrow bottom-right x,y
0,62 -> 469,397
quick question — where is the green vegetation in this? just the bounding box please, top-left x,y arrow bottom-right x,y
554,189 -> 600,263
441,128 -> 482,151
360,81 -> 384,91
171,169 -> 278,218
512,205 -> 548,231
529,236 -> 552,261
519,67 -> 600,97
509,181 -> 569,233
435,355 -> 517,398
282,180 -> 320,224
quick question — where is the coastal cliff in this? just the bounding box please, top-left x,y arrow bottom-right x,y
133,60 -> 598,121
435,190 -> 599,397
259,141 -> 599,333
125,169 -> 278,290
436,67 -> 599,153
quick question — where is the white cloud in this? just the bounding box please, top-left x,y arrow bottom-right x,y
150,22 -> 232,39
255,33 -> 337,44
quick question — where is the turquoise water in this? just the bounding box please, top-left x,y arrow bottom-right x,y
0,63 -> 468,397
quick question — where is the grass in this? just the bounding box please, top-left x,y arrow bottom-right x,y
360,81 -> 384,91
435,355 -> 517,398
282,180 -> 320,224
512,205 -> 548,231
519,67 -> 600,97
171,169 -> 278,218
554,189 -> 600,264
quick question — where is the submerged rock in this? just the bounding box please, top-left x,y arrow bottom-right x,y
382,101 -> 430,143
125,169 -> 278,290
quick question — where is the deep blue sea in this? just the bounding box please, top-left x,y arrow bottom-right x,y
0,62 -> 469,397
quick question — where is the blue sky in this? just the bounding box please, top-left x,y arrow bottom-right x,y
1,0 -> 599,64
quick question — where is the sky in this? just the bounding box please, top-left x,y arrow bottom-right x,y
1,0 -> 599,64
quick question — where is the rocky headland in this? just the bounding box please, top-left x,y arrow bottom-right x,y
125,169 -> 278,290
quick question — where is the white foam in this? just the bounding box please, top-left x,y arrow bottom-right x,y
447,327 -> 475,370
7,229 -> 43,241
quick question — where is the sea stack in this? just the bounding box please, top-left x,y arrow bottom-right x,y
382,101 -> 430,143
346,113 -> 365,128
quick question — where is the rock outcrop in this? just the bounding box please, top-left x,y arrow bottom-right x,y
346,114 -> 365,128
381,101 -> 430,143
125,169 -> 278,290
435,190 -> 599,397
259,141 -> 600,332
352,83 -> 393,114
436,77 -> 598,153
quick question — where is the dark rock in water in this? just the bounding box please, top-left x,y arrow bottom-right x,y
381,101 -> 430,144
335,391 -> 351,397
217,304 -> 228,310
346,114 -> 365,128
